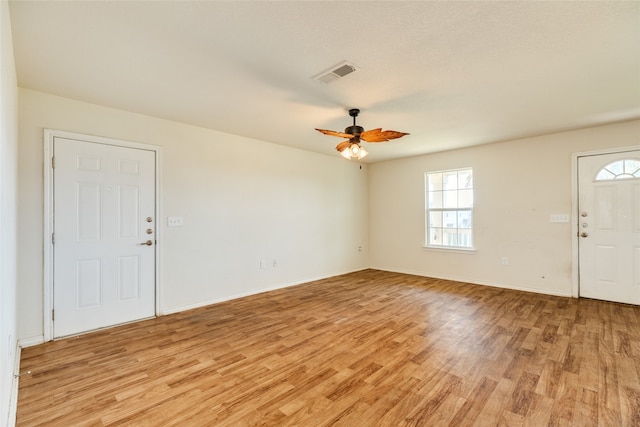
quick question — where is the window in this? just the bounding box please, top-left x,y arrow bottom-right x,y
595,159 -> 640,181
425,168 -> 473,249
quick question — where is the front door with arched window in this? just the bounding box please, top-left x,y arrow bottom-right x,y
578,151 -> 640,304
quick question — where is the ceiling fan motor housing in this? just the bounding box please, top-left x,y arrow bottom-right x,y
345,125 -> 364,137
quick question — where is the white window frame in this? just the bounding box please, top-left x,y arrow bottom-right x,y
424,167 -> 475,252
594,158 -> 640,181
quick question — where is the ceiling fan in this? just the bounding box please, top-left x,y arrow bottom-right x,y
315,108 -> 409,160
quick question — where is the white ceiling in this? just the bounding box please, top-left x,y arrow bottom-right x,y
9,1 -> 640,162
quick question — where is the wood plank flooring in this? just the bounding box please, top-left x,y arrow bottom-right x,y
16,270 -> 640,426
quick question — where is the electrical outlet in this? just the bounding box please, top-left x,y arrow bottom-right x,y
259,260 -> 266,269
502,257 -> 509,266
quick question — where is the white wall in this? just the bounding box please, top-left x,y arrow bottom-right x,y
0,1 -> 19,425
17,88 -> 369,342
369,120 -> 639,296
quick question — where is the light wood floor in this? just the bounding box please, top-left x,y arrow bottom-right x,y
17,270 -> 640,426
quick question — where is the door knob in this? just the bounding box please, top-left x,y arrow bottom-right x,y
139,240 -> 153,246
580,232 -> 588,238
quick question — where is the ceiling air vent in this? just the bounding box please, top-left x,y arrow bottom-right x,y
313,61 -> 358,84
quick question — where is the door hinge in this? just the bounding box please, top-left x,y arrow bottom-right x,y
52,232 -> 55,245
51,156 -> 55,169
52,310 -> 54,321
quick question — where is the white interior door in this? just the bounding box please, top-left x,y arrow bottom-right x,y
53,137 -> 156,337
578,150 -> 640,304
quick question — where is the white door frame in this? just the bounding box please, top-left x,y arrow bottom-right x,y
43,129 -> 162,341
571,145 -> 638,299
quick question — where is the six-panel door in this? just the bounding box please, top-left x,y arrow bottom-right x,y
53,137 -> 156,337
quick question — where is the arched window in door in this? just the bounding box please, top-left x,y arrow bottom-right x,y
595,159 -> 640,181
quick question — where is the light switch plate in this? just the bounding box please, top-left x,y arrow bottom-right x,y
550,214 -> 569,223
167,216 -> 184,227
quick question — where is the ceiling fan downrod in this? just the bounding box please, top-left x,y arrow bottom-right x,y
345,108 -> 363,137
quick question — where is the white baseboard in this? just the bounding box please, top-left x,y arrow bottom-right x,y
7,342 -> 21,427
374,267 -> 573,298
161,268 -> 368,315
17,336 -> 45,348
9,337 -> 44,426
161,266 -> 572,317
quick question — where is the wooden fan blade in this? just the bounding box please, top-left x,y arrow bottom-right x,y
360,128 -> 410,143
335,141 -> 351,152
316,128 -> 354,139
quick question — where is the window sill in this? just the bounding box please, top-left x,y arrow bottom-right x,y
423,246 -> 477,254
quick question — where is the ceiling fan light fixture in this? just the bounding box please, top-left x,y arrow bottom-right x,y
339,143 -> 368,160
316,108 -> 407,160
